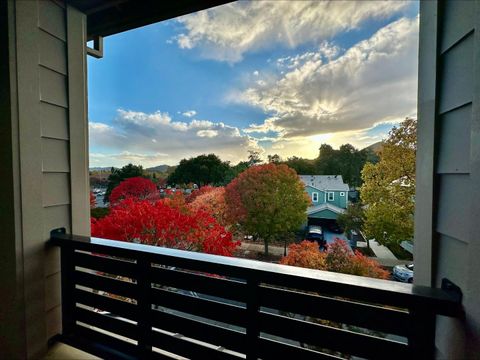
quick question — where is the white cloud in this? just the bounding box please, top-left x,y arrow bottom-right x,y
173,0 -> 410,63
197,130 -> 218,138
89,110 -> 259,167
182,110 -> 197,117
240,16 -> 419,138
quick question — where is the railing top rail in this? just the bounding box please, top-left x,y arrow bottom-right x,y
49,231 -> 462,317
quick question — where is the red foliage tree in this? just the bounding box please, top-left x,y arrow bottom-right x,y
188,187 -> 229,227
90,191 -> 96,209
109,177 -> 158,205
91,198 -> 239,256
186,185 -> 215,203
281,239 -> 388,279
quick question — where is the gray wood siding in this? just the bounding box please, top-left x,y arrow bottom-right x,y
417,0 -> 480,356
8,0 -> 89,356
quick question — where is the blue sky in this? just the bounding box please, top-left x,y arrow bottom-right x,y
88,1 -> 419,167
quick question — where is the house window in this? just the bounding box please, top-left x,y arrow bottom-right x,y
328,192 -> 334,201
340,192 -> 345,196
312,192 -> 318,202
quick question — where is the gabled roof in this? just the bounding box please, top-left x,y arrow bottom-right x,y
299,175 -> 349,192
307,203 -> 346,216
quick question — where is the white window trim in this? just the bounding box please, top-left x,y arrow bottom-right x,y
328,192 -> 335,201
340,192 -> 345,196
312,192 -> 318,202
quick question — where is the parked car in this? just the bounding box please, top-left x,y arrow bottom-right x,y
393,263 -> 414,283
305,225 -> 326,248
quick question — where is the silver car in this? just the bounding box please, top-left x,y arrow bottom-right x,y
393,263 -> 414,283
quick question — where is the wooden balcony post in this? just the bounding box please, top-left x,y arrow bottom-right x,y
246,276 -> 260,360
137,256 -> 153,358
60,245 -> 76,337
408,306 -> 437,358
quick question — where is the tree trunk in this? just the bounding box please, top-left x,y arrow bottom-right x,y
264,239 -> 269,256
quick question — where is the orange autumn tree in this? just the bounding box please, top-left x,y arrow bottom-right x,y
225,163 -> 310,255
188,187 -> 229,227
281,239 -> 388,279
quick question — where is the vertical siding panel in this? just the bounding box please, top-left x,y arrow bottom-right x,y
15,1 -> 46,357
414,0 -> 439,286
67,6 -> 90,236
465,1 -> 480,356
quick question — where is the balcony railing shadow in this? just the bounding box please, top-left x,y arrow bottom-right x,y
49,229 -> 462,360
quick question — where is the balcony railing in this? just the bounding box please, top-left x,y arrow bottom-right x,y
50,229 -> 462,360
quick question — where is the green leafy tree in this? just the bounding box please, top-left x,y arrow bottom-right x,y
360,118 -> 416,245
167,154 -> 230,186
283,156 -> 317,175
247,150 -> 263,167
315,143 -> 370,187
337,202 -> 365,235
105,163 -> 144,203
225,163 -> 310,255
267,154 -> 282,164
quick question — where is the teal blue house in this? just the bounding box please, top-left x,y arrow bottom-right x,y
299,175 -> 349,223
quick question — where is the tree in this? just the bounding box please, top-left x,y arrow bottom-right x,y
188,187 -> 229,227
225,163 -> 310,255
315,143 -> 370,188
105,164 -> 144,202
337,202 -> 366,242
280,241 -> 326,269
91,198 -> 240,256
167,154 -> 230,186
90,191 -> 96,209
186,185 -> 215,203
267,154 -> 281,164
247,150 -> 262,166
360,118 -> 416,245
283,156 -> 317,175
281,239 -> 388,279
109,177 -> 158,205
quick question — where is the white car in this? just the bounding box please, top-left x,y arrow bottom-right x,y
393,263 -> 414,283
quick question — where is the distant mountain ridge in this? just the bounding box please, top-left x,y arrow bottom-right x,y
364,141 -> 383,154
145,164 -> 171,173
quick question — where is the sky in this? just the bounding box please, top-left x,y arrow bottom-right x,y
88,0 -> 419,168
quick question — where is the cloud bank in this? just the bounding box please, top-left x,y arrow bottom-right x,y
240,16 -> 418,139
89,110 -> 259,167
173,0 -> 409,63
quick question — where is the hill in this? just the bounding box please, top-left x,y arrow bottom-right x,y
145,164 -> 172,173
364,141 -> 383,154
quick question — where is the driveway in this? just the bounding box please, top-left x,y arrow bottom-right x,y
323,230 -> 353,252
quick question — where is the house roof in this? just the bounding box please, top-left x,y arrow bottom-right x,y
67,0 -> 232,40
307,203 -> 346,216
299,175 -> 349,192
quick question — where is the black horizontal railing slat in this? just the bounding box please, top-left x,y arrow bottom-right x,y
150,308 -> 246,353
150,286 -> 247,327
75,307 -> 138,340
74,270 -> 138,300
257,337 -> 342,360
74,251 -> 138,279
259,311 -> 408,359
149,266 -> 247,302
259,285 -> 410,336
50,231 -> 462,360
74,288 -> 138,321
151,329 -> 241,360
